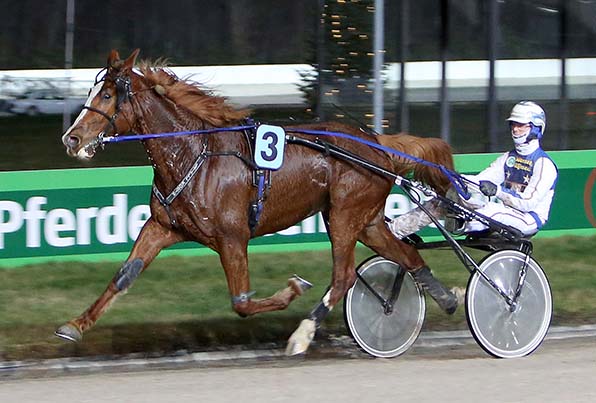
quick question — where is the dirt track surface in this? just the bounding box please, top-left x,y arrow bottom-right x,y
2,337 -> 595,403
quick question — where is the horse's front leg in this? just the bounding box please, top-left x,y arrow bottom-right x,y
55,218 -> 183,342
218,238 -> 312,317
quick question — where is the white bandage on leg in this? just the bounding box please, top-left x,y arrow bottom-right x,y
390,199 -> 442,238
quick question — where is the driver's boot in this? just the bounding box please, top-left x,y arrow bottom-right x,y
411,266 -> 458,314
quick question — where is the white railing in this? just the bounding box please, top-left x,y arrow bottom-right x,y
1,58 -> 595,106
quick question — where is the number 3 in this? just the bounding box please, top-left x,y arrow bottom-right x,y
260,131 -> 278,162
255,125 -> 285,170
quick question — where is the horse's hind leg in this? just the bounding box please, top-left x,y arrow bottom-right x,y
358,216 -> 459,314
55,218 -> 183,342
217,238 -> 312,317
286,214 -> 360,355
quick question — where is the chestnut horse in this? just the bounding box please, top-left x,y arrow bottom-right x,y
57,49 -> 456,355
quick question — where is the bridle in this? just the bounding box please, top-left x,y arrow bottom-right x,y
83,69 -> 134,155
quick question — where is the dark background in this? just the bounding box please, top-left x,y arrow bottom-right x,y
3,0 -> 596,68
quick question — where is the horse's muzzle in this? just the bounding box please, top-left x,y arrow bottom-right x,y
63,133 -> 80,149
62,133 -> 96,160
62,134 -> 80,158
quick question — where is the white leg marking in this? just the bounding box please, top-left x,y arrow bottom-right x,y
322,288 -> 332,308
450,286 -> 466,306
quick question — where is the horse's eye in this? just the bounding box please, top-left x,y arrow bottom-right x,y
103,93 -> 112,100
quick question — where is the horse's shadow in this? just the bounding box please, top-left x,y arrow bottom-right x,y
40,315 -> 348,361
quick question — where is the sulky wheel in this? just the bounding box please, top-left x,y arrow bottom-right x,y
344,256 -> 426,358
465,249 -> 552,358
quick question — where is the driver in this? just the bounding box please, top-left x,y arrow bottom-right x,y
390,101 -> 558,237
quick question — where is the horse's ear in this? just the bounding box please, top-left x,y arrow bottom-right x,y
107,49 -> 121,67
122,49 -> 140,70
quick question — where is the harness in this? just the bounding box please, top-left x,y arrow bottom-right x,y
151,135 -> 209,227
151,121 -> 271,234
82,72 -> 272,233
243,120 -> 272,235
82,72 -> 134,156
84,68 -> 480,237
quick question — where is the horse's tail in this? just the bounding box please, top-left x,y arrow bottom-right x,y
376,133 -> 455,195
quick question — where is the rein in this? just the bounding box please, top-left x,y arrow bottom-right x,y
285,128 -> 470,198
101,125 -> 255,143
98,124 -> 471,198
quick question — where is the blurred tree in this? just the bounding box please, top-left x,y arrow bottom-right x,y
299,0 -> 375,124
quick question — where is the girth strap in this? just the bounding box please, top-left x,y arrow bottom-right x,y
243,120 -> 272,235
249,169 -> 271,235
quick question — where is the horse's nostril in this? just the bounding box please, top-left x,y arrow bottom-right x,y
66,135 -> 80,148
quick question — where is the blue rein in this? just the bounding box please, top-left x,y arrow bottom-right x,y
100,124 -> 471,198
285,128 -> 470,199
101,125 -> 255,143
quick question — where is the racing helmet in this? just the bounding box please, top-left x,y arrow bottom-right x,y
506,101 -> 546,141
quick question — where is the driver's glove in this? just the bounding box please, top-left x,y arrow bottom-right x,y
479,180 -> 498,197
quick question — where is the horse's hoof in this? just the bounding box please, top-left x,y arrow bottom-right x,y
288,275 -> 313,296
54,322 -> 83,343
285,319 -> 316,356
285,341 -> 307,356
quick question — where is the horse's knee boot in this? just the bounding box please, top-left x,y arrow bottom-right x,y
412,266 -> 458,314
115,258 -> 144,291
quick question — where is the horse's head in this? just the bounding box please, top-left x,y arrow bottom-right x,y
62,49 -> 140,160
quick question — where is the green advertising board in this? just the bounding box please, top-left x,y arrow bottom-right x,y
1,150 -> 595,267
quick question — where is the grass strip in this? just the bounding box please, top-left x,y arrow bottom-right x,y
1,236 -> 595,361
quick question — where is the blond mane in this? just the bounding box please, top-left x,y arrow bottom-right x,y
137,61 -> 250,127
